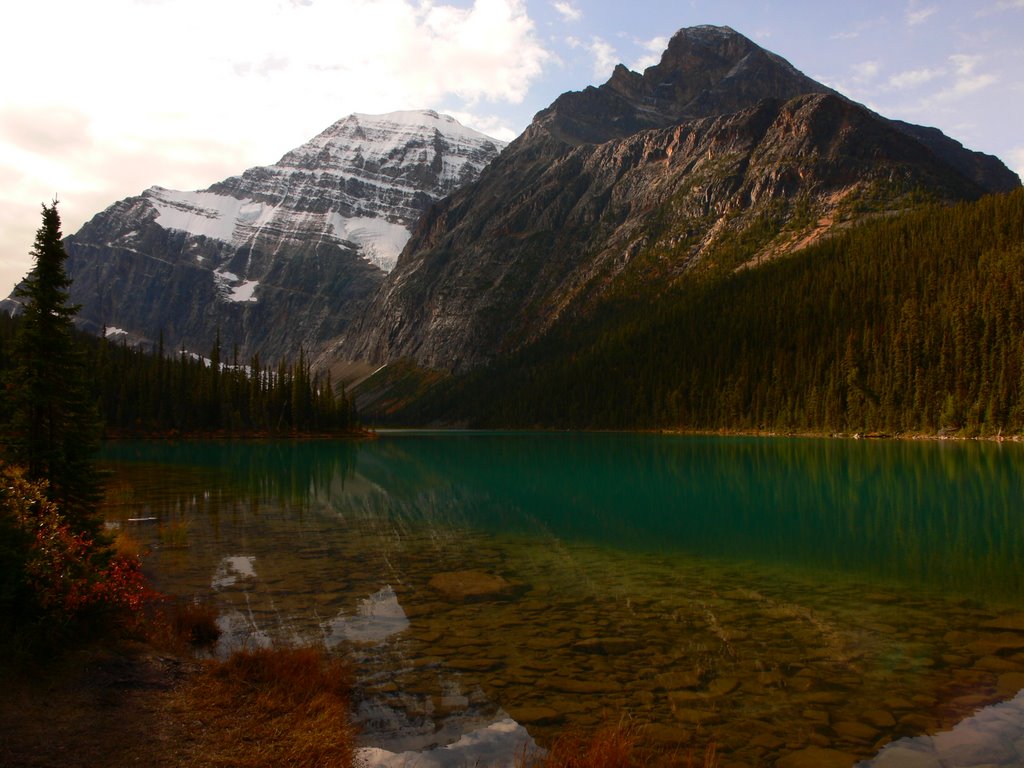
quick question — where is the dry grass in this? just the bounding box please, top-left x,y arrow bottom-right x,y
142,598 -> 222,652
517,720 -> 720,768
0,640 -> 356,768
1,634 -> 717,768
517,720 -> 639,768
174,645 -> 356,768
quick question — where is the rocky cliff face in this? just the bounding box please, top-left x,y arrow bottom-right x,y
334,26 -> 1020,374
25,111 -> 503,360
537,25 -> 836,145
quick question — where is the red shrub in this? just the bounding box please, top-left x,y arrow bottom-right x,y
1,463 -> 156,627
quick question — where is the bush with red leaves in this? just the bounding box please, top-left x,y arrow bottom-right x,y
1,463 -> 156,634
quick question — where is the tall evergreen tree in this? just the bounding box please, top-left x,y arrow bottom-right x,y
3,201 -> 100,532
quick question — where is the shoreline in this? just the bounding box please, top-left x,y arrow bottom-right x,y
653,426 -> 1024,442
365,424 -> 1024,443
101,426 -> 377,441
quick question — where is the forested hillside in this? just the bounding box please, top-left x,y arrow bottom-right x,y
0,318 -> 355,436
91,337 -> 355,435
382,189 -> 1024,435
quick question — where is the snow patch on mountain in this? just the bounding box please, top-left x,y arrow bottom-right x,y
142,110 -> 503,275
150,188 -> 251,242
150,188 -> 413,273
213,268 -> 260,303
229,279 -> 259,303
330,215 -> 411,272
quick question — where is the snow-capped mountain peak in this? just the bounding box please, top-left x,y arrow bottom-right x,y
147,109 -> 506,274
54,110 -> 505,362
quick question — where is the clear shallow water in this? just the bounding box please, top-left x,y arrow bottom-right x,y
100,434 -> 1024,767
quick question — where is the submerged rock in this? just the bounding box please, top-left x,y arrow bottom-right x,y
655,669 -> 704,690
507,705 -> 563,726
981,613 -> 1024,632
572,637 -> 637,655
428,571 -> 514,601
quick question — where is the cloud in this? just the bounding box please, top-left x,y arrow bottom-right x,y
446,110 -> 519,143
3,0 -> 552,154
233,55 -> 290,78
977,0 -> 1024,14
0,0 -> 553,295
888,67 -> 944,90
878,54 -> 996,101
872,51 -> 1000,129
950,54 -> 982,75
552,1 -> 581,21
587,37 -> 619,80
851,60 -> 882,82
0,106 -> 95,156
629,35 -> 669,72
830,15 -> 888,40
906,4 -> 938,25
1009,147 -> 1024,182
947,54 -> 997,95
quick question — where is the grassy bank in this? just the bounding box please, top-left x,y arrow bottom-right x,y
0,625 -> 356,767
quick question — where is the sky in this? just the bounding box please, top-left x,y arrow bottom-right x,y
2,0 -> 1023,296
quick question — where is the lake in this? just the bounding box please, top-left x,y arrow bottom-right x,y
99,433 -> 1024,767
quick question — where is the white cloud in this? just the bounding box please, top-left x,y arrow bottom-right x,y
906,5 -> 938,25
1009,147 -> 1024,182
630,35 -> 669,72
852,60 -> 882,82
587,37 -> 619,80
0,106 -> 95,156
552,1 -> 581,21
952,72 -> 998,94
875,51 -> 1000,128
950,54 -> 982,76
947,54 -> 997,95
829,15 -> 888,41
979,0 -> 1024,13
0,0 -> 552,295
446,111 -> 519,143
888,67 -> 944,89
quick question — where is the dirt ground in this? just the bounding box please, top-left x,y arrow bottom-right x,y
0,642 -> 203,768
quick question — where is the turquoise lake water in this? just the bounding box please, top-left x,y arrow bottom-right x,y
99,434 -> 1024,766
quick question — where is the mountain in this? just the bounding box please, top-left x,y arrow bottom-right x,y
6,111 -> 504,361
397,189 -> 1024,434
333,26 -> 1020,375
536,24 -> 836,145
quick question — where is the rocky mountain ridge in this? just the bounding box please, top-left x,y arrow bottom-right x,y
332,26 -> 1020,374
5,111 -> 504,362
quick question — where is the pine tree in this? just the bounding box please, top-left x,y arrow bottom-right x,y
3,201 -> 101,532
